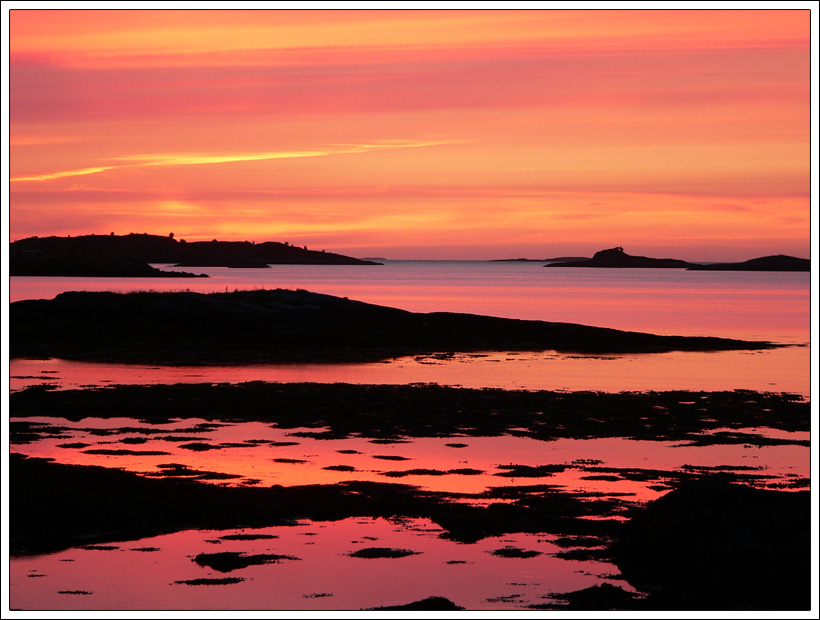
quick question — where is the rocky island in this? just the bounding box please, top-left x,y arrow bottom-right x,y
546,247 -> 693,268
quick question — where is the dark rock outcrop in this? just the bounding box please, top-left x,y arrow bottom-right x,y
611,480 -> 811,610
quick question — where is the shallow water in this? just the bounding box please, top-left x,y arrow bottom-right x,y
9,517 -> 620,611
9,345 -> 811,397
12,415 -> 809,500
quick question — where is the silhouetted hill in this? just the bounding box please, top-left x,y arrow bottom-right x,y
10,233 -> 381,266
546,247 -> 693,268
10,289 -> 775,364
687,254 -> 809,272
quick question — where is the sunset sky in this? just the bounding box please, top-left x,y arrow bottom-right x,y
6,7 -> 814,260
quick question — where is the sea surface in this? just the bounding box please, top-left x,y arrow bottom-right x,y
8,261 -> 812,610
9,261 -> 812,395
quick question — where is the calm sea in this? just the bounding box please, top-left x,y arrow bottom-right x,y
9,261 -> 811,395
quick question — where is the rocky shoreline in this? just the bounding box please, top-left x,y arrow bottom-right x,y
9,381 -> 811,610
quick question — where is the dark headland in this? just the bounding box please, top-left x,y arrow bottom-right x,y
10,232 -> 380,276
10,288 -> 776,364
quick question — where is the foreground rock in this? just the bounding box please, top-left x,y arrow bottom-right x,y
10,289 -> 776,364
611,480 -> 811,610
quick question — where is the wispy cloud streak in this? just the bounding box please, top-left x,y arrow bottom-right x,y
11,140 -> 456,183
11,166 -> 117,183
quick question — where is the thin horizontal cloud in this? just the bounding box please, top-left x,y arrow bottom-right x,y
10,140 -> 456,183
11,166 -> 117,183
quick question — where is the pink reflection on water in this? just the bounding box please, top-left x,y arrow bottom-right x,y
12,417 -> 809,501
9,518 -> 620,610
10,344 -> 811,397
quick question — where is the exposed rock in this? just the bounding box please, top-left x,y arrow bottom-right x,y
611,480 -> 811,610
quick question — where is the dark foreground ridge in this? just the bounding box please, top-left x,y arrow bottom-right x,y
10,289 -> 776,363
687,254 -> 810,272
10,232 -> 380,269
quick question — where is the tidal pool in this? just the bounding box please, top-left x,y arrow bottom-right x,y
9,517 -> 625,611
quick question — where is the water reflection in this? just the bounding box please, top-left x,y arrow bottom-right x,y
10,344 -> 810,397
13,416 -> 809,499
9,518 -> 620,610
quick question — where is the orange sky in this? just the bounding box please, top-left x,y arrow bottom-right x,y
7,8 -> 813,260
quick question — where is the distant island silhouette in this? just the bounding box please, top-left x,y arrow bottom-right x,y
686,255 -> 810,272
491,257 -> 589,263
546,247 -> 809,271
10,233 -> 380,276
546,247 -> 693,268
10,288 -> 777,364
